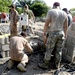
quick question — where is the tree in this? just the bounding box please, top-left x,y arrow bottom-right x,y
30,0 -> 50,17
0,0 -> 12,13
18,0 -> 33,8
18,0 -> 50,17
70,8 -> 75,16
16,7 -> 22,14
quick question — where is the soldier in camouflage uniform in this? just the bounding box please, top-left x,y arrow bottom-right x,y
23,4 -> 35,25
9,5 -> 19,37
22,4 -> 35,34
38,2 -> 68,69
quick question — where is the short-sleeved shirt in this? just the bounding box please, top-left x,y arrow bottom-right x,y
9,36 -> 28,61
46,9 -> 68,32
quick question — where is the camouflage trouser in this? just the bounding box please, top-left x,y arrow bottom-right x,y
44,31 -> 65,64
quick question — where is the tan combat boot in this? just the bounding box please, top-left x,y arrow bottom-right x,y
53,62 -> 61,69
7,60 -> 14,69
17,63 -> 26,72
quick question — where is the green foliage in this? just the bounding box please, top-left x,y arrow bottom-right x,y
70,8 -> 75,11
0,0 -> 12,13
70,8 -> 75,16
18,0 -> 50,17
30,0 -> 50,17
16,7 -> 23,14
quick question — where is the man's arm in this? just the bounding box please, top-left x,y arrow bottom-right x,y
44,19 -> 50,36
63,18 -> 68,38
30,10 -> 35,22
43,19 -> 50,45
25,42 -> 33,53
14,11 -> 19,24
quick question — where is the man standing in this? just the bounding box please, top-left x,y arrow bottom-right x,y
7,32 -> 33,72
38,2 -> 68,69
62,8 -> 72,26
22,4 -> 35,34
24,4 -> 35,26
9,4 -> 19,37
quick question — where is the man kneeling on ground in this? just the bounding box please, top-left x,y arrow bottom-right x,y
7,32 -> 33,72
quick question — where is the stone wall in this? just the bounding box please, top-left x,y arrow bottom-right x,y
62,22 -> 75,63
0,34 -> 10,58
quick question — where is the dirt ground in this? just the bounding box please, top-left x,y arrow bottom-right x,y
0,22 -> 75,75
0,22 -> 55,75
0,53 -> 56,75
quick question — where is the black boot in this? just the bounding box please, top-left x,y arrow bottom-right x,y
38,60 -> 49,69
53,62 -> 60,69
